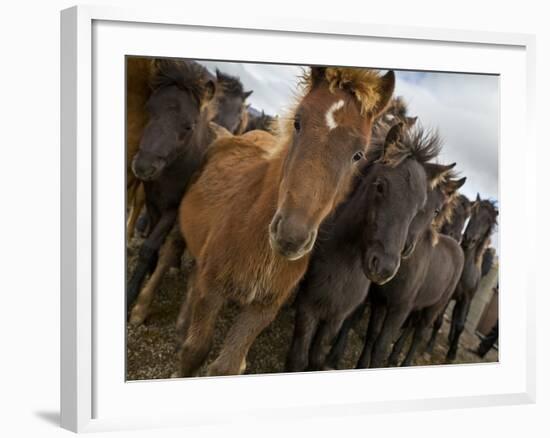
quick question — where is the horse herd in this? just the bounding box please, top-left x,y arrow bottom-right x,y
126,57 -> 498,377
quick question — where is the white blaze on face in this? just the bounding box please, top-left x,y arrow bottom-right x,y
325,99 -> 345,131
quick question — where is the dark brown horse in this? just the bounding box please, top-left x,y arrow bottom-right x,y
386,177 -> 467,367
210,69 -> 253,135
126,63 -> 252,240
446,195 -> 498,361
174,67 -> 395,377
244,106 -> 276,133
356,162 -> 463,369
126,59 -> 218,314
285,124 -> 456,372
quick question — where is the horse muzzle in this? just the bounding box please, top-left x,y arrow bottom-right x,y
268,213 -> 317,261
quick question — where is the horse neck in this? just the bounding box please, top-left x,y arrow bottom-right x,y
323,175 -> 367,251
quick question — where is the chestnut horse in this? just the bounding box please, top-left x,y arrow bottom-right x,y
286,124 -> 455,372
175,67 -> 395,377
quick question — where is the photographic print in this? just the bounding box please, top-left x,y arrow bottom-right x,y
125,57 -> 499,380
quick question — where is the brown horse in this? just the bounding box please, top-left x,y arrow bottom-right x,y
126,57 -> 153,239
175,67 -> 395,377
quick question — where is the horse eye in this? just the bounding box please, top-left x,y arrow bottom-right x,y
434,208 -> 441,217
293,117 -> 301,132
352,151 -> 365,163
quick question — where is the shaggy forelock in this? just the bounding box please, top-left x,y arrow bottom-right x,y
367,124 -> 442,167
216,69 -> 245,97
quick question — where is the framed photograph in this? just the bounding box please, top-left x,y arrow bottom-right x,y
61,4 -> 536,433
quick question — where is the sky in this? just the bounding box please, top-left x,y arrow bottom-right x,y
200,60 -> 499,251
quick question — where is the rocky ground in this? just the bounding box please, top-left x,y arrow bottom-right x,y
126,238 -> 498,380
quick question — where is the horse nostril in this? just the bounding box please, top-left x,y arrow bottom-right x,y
270,214 -> 282,237
369,255 -> 379,273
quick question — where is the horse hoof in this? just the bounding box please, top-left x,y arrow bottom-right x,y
128,307 -> 148,326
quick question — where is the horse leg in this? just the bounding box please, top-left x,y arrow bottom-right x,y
446,298 -> 471,362
126,182 -> 145,240
356,301 -> 387,369
175,266 -> 197,340
426,313 -> 443,354
174,276 -> 224,377
207,302 -> 281,376
448,301 -> 460,343
388,323 -> 414,367
401,325 -> 426,367
285,302 -> 320,372
126,210 -> 176,314
308,317 -> 345,371
129,227 -> 183,326
369,305 -> 410,368
326,300 -> 368,370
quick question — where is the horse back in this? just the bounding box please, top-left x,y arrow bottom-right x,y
414,234 -> 464,310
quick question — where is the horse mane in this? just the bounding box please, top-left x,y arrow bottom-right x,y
433,171 -> 462,231
388,96 -> 409,120
215,69 -> 245,97
299,67 -> 387,115
366,124 -> 442,167
150,58 -> 211,103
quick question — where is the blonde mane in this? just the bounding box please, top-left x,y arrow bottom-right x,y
299,67 -> 388,115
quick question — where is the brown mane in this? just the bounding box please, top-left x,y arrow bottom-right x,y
367,124 -> 442,168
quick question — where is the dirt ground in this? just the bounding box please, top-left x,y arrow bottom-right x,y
126,237 -> 498,380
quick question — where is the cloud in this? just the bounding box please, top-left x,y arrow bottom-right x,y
200,61 -> 499,251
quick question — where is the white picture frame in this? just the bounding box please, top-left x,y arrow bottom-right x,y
60,4 -> 536,433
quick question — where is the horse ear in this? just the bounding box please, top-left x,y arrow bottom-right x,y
202,80 -> 216,103
215,69 -> 222,81
406,116 -> 418,128
425,162 -> 456,188
243,90 -> 253,99
310,67 -> 327,88
476,193 -> 481,202
444,177 -> 467,195
371,71 -> 396,118
382,122 -> 404,158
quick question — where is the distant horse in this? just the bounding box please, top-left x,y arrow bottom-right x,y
446,195 -> 498,361
126,59 -> 218,314
210,69 -> 253,135
440,194 -> 471,243
386,177 -> 467,367
285,124 -> 455,372
356,160 -> 463,369
244,106 -> 277,133
175,67 -> 396,377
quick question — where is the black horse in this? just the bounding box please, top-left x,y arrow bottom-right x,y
285,124 -> 454,372
446,195 -> 498,361
126,59 -> 219,314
